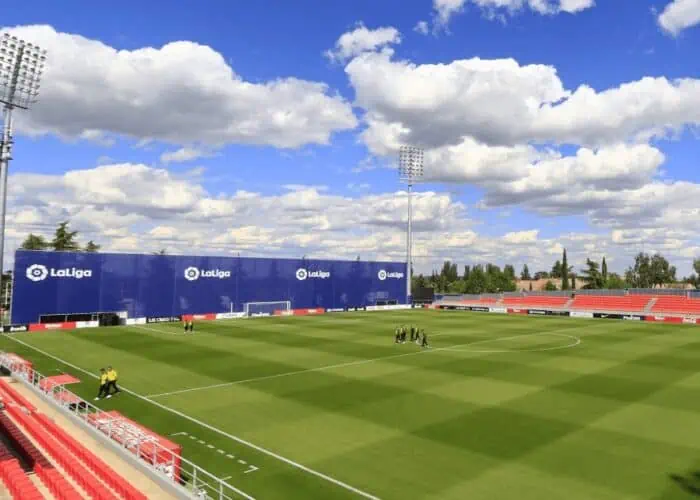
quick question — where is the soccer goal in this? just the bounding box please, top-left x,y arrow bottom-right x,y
242,301 -> 291,317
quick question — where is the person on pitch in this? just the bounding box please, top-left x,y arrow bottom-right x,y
95,368 -> 109,401
106,365 -> 121,397
421,332 -> 429,348
395,326 -> 401,344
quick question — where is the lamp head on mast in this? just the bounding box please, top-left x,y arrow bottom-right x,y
398,145 -> 424,184
0,33 -> 47,110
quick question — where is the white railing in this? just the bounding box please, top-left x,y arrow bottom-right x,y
0,353 -> 254,500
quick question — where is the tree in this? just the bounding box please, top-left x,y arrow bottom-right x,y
84,240 -> 101,252
561,249 -> 570,290
571,273 -> 577,290
581,259 -> 604,289
551,260 -> 562,279
51,221 -> 80,251
440,261 -> 458,284
625,252 -> 676,288
650,253 -> 676,287
625,253 -> 652,288
464,265 -> 487,294
544,280 -> 558,291
463,265 -> 471,282
534,271 -> 549,280
521,264 -> 531,281
503,264 -> 516,281
606,273 -> 627,289
528,281 -> 533,291
601,257 -> 608,284
20,234 -> 48,250
694,258 -> 700,277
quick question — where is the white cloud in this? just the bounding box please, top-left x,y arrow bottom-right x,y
502,230 -> 539,244
160,147 -> 216,164
414,21 -> 431,35
4,163 -> 698,276
348,50 -> 700,149
325,23 -> 401,63
658,0 -> 700,36
431,0 -> 595,29
3,25 -> 357,149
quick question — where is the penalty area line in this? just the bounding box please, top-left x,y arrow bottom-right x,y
1,334 -> 381,500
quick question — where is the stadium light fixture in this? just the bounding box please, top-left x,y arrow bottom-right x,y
0,33 -> 47,323
398,145 -> 424,304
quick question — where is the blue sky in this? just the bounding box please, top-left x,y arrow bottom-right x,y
2,0 -> 700,276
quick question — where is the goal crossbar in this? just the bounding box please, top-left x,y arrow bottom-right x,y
241,301 -> 291,317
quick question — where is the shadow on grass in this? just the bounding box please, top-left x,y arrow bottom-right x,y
670,472 -> 700,496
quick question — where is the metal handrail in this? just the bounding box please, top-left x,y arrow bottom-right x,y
0,353 -> 254,500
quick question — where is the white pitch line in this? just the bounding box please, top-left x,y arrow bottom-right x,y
1,334 -> 381,500
146,324 -> 594,398
131,324 -> 186,336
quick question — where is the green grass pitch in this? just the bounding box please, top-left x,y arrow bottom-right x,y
2,310 -> 700,499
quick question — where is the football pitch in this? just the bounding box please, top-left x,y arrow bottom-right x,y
2,310 -> 700,499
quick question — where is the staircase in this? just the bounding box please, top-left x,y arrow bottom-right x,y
644,297 -> 657,313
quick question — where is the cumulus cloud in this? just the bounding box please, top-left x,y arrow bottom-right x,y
347,51 -> 700,149
4,163 -> 698,276
324,23 -> 401,63
160,147 -> 216,164
3,25 -> 357,148
431,0 -> 595,29
658,0 -> 700,36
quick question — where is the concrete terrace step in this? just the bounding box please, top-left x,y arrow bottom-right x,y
644,297 -> 658,313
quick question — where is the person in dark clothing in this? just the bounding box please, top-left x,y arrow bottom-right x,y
421,332 -> 429,348
95,368 -> 109,401
394,327 -> 401,344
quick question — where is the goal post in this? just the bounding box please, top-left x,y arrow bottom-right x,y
241,301 -> 291,317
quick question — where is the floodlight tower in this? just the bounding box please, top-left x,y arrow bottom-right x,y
398,145 -> 424,305
0,33 -> 47,321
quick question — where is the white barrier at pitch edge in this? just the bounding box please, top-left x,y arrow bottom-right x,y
365,305 -> 412,311
488,307 -> 507,314
216,312 -> 246,319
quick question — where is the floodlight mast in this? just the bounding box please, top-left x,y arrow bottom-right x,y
398,145 -> 424,305
0,33 -> 47,323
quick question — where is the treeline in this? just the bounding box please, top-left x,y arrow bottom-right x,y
414,249 -> 700,294
20,221 -> 101,253
413,261 -> 519,294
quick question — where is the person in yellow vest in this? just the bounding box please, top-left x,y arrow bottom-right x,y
95,368 -> 109,401
105,365 -> 121,398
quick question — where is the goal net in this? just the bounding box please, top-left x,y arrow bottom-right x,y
242,301 -> 291,317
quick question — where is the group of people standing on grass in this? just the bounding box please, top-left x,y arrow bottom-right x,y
95,366 -> 120,400
394,325 -> 429,347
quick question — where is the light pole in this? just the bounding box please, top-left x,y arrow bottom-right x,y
0,33 -> 47,323
398,145 -> 424,305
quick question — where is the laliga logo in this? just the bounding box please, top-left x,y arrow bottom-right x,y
377,269 -> 404,280
184,266 -> 231,281
296,268 -> 330,280
26,264 -> 92,282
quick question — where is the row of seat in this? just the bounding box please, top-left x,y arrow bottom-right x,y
503,296 -> 570,307
34,412 -> 147,500
452,294 -> 700,315
0,410 -> 80,499
0,438 -> 44,500
652,296 -> 700,314
570,295 -> 653,312
0,379 -> 147,500
8,404 -> 120,500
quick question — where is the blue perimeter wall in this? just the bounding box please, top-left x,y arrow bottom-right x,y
11,251 -> 408,324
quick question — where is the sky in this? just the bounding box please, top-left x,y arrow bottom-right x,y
1,0 -> 699,277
